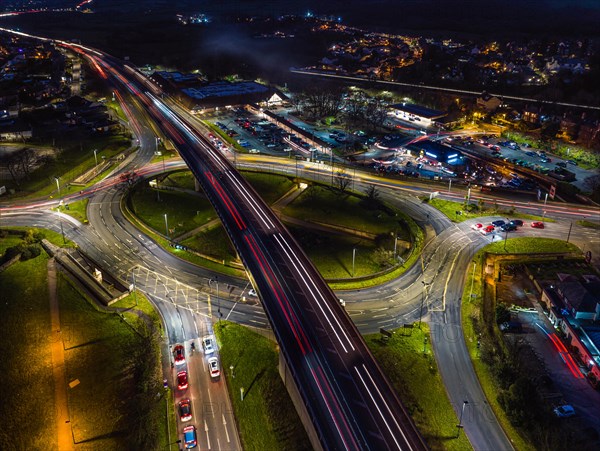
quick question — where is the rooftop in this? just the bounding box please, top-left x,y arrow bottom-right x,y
183,81 -> 268,100
389,103 -> 446,119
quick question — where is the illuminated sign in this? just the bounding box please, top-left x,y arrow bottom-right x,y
425,151 -> 438,158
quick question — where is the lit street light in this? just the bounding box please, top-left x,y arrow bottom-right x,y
93,149 -> 98,172
54,177 -> 61,197
164,213 -> 169,239
352,248 -> 356,278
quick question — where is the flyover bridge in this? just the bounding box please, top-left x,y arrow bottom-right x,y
83,47 -> 428,451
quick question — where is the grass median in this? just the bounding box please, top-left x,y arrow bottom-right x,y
214,322 -> 311,451
365,326 -> 472,451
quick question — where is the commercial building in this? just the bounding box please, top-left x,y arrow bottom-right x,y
389,103 -> 447,127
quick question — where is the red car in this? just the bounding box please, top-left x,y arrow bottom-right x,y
177,371 -> 188,390
178,399 -> 192,422
471,223 -> 483,230
531,221 -> 545,229
173,344 -> 185,366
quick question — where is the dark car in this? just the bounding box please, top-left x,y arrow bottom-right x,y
567,159 -> 578,166
501,223 -> 517,232
491,220 -> 506,227
179,399 -> 192,422
183,425 -> 197,448
556,162 -> 567,168
173,344 -> 185,366
509,219 -> 524,227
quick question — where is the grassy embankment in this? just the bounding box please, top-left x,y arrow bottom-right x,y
0,232 -> 174,449
214,322 -> 312,450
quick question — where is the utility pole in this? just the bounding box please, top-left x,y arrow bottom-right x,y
164,213 -> 169,239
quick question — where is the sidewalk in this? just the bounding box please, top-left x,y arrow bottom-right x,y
47,258 -> 74,451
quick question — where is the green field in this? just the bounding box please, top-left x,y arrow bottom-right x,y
284,185 -> 411,237
181,224 -> 238,262
55,198 -> 89,224
0,251 -> 56,450
214,322 -> 311,451
242,171 -> 295,204
486,237 -> 579,255
7,133 -> 130,199
286,225 -> 380,278
59,276 -> 167,450
365,326 -> 472,451
129,184 -> 217,237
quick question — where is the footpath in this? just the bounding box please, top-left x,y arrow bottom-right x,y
47,258 -> 74,451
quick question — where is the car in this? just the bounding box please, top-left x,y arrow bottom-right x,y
480,225 -> 495,235
248,288 -> 257,297
178,399 -> 192,422
208,357 -> 220,379
177,371 -> 188,390
500,321 -> 522,332
248,148 -> 260,154
567,159 -> 578,166
183,425 -> 198,448
531,221 -> 545,229
556,162 -> 567,168
173,344 -> 185,366
491,220 -> 506,227
471,223 -> 484,230
553,405 -> 576,418
509,219 -> 523,227
501,223 -> 517,232
526,151 -> 536,157
202,336 -> 215,354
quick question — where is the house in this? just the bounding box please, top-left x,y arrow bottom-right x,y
477,92 -> 502,112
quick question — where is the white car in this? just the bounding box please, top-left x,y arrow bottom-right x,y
202,335 -> 215,355
208,357 -> 220,379
248,148 -> 260,154
248,289 -> 257,297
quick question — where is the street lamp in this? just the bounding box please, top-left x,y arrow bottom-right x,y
54,177 -> 61,198
230,365 -> 235,378
419,281 -> 430,328
210,277 -> 221,323
456,400 -> 469,438
352,248 -> 356,278
164,213 -> 169,239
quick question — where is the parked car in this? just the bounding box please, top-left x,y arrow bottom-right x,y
177,371 -> 188,390
491,220 -> 506,227
509,219 -> 524,227
553,405 -> 576,418
173,344 -> 185,366
183,425 -> 198,448
567,160 -> 578,166
471,223 -> 484,230
556,162 -> 567,168
531,221 -> 545,229
208,357 -> 220,379
202,336 -> 215,354
248,289 -> 257,297
248,148 -> 260,154
480,225 -> 495,235
501,223 -> 517,232
179,399 -> 193,422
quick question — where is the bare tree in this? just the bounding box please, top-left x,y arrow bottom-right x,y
334,169 -> 351,193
